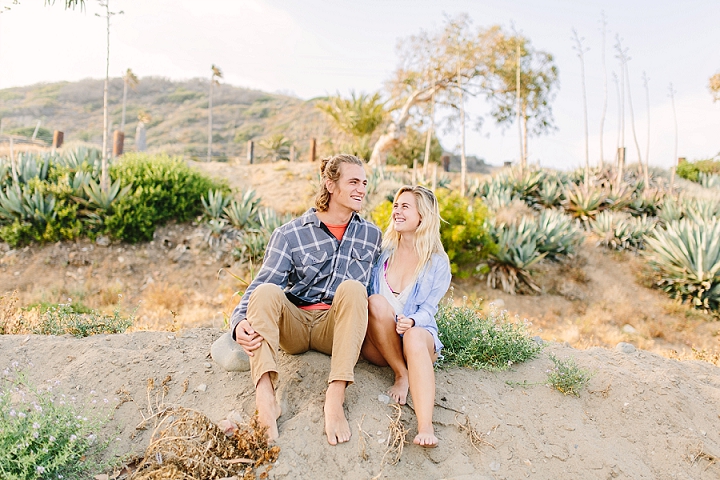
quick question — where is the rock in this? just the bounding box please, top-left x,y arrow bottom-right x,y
532,336 -> 544,345
169,244 -> 188,263
489,298 -> 505,309
194,383 -> 207,392
489,461 -> 501,472
616,342 -> 636,354
378,394 -> 390,404
95,236 -> 110,247
622,324 -> 637,334
210,332 -> 250,372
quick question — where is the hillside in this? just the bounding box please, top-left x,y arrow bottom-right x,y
0,78 -> 336,161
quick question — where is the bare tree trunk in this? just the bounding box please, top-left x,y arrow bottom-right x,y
599,13 -> 608,168
643,72 -> 650,188
613,72 -> 621,171
669,83 -> 678,170
207,77 -> 213,162
624,62 -> 644,184
516,43 -> 524,169
521,102 -> 528,168
369,88 -> 434,166
572,29 -> 590,181
121,76 -> 128,132
458,75 -> 467,197
101,0 -> 110,193
422,90 -> 435,177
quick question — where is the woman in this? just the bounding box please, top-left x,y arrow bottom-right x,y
362,185 -> 452,447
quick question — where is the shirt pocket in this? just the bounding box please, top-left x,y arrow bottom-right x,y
347,246 -> 374,283
292,249 -> 329,285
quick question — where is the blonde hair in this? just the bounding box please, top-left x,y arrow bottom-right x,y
314,154 -> 364,212
382,185 -> 446,278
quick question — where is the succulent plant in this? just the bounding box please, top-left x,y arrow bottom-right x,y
224,189 -> 261,229
562,183 -> 607,223
201,189 -> 231,220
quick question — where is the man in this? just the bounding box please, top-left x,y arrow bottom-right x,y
231,154 -> 382,445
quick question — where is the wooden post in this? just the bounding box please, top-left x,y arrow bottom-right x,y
678,157 -> 686,164
290,145 -> 296,162
113,130 -> 124,157
309,138 -> 317,162
441,155 -> 450,172
10,138 -> 18,184
617,147 -> 625,170
247,140 -> 254,164
52,131 -> 64,149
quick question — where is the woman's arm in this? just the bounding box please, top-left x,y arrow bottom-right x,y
406,255 -> 452,329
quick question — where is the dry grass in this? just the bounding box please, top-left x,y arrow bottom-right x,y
455,414 -> 496,453
688,442 -> 718,471
381,404 -> 408,467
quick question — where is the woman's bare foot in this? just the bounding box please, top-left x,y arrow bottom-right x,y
256,374 -> 282,443
324,381 -> 351,445
388,375 -> 409,404
413,426 -> 438,448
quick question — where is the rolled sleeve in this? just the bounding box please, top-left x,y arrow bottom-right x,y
406,256 -> 452,330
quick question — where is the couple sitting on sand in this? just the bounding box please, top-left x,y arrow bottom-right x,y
231,154 -> 452,447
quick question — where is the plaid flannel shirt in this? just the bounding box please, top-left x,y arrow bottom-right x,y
230,208 -> 382,331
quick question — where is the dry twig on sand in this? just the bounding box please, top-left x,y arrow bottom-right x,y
455,414 -> 497,453
381,404 -> 408,466
357,414 -> 371,461
689,442 -> 718,471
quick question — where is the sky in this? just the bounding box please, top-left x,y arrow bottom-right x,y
0,0 -> 718,170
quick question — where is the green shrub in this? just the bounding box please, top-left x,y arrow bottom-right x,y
546,353 -> 593,397
106,153 -> 228,242
0,370 -> 112,480
436,299 -> 543,369
370,200 -> 392,231
436,189 -> 496,278
676,158 -> 720,183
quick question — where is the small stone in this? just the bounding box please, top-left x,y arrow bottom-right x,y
203,362 -> 212,368
490,461 -> 501,472
622,324 -> 637,334
210,332 -> 250,372
616,342 -> 636,354
378,394 -> 390,404
489,299 -> 505,309
194,384 -> 207,392
117,256 -> 125,263
532,336 -> 544,345
95,236 -> 110,247
169,244 -> 188,263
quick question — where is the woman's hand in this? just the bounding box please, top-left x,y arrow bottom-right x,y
395,314 -> 415,335
234,319 -> 263,356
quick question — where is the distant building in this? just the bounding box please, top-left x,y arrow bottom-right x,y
443,153 -> 494,174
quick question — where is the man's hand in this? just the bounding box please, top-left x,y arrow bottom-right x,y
234,319 -> 263,356
395,315 -> 415,335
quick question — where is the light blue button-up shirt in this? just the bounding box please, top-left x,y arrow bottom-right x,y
368,250 -> 452,352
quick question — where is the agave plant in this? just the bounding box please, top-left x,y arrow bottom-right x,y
684,197 -> 720,223
562,183 -> 607,223
257,207 -> 292,235
224,189 -> 262,229
535,209 -> 583,259
23,187 -> 56,224
59,147 -> 102,174
590,211 -> 656,251
0,186 -> 26,220
644,217 -> 720,310
201,189 -> 231,220
16,152 -> 50,184
233,231 -> 270,265
657,196 -> 684,224
483,186 -> 518,211
83,178 -> 132,211
536,179 -> 564,208
699,172 -> 720,190
603,183 -> 633,211
628,188 -> 665,217
487,220 -> 545,294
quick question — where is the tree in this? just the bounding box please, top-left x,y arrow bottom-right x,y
317,91 -> 386,160
96,0 -> 122,193
259,134 -> 292,162
120,67 -> 138,133
370,14 -> 491,169
599,12 -> 609,168
482,29 -> 559,170
710,72 -> 720,102
207,64 -> 222,162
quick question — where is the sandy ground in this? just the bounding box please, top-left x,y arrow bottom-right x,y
1,328 -> 718,479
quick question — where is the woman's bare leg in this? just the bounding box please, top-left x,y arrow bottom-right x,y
361,295 -> 410,404
403,327 -> 438,447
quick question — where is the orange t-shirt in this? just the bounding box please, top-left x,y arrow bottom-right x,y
299,221 -> 348,311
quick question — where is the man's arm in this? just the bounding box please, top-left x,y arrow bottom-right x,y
230,229 -> 292,337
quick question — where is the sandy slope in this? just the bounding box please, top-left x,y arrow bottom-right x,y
2,328 -> 719,479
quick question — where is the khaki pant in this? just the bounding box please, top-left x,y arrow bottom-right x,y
246,280 -> 368,388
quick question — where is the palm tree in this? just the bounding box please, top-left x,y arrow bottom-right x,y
259,134 -> 292,162
317,91 -> 386,160
120,68 -> 138,133
207,64 -> 223,162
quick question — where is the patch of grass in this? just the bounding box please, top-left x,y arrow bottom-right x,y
23,300 -> 93,315
27,304 -> 133,338
435,298 -> 543,370
0,369 -> 113,480
546,353 -> 593,397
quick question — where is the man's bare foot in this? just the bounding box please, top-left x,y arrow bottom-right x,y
324,381 -> 351,445
388,375 -> 409,404
256,373 -> 282,443
413,426 -> 438,448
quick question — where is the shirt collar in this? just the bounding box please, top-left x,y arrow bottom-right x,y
302,208 -> 360,227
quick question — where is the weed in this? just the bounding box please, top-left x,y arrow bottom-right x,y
435,298 -> 543,370
28,304 -> 133,337
546,353 -> 593,397
0,369 -> 113,480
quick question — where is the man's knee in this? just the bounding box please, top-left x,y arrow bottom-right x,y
335,280 -> 367,299
250,283 -> 285,302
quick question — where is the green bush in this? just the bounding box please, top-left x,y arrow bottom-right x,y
31,304 -> 133,337
436,298 -> 543,369
106,153 -> 228,242
676,158 -> 720,183
546,353 -> 593,397
0,371 -> 112,480
437,189 -> 496,278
